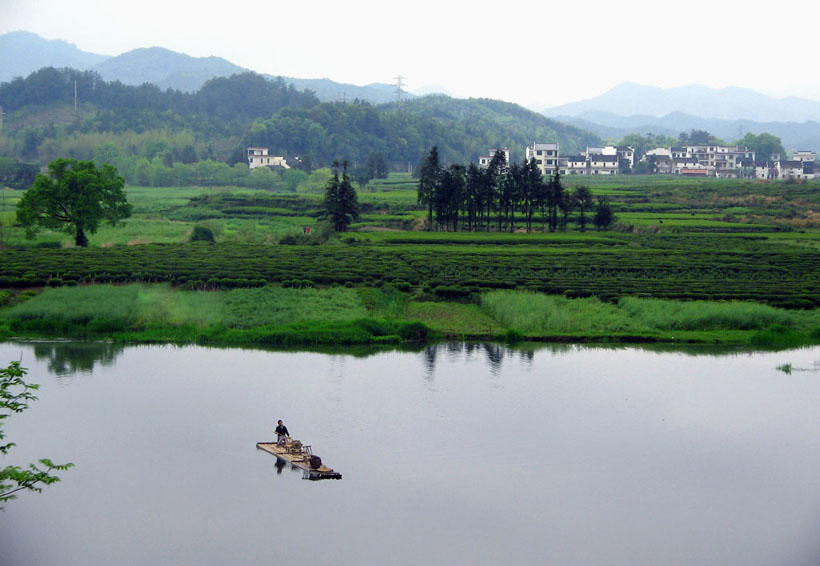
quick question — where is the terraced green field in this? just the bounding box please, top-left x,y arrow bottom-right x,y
2,173 -> 820,347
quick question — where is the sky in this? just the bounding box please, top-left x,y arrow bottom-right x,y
3,0 -> 820,109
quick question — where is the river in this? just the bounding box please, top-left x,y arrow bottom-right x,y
1,341 -> 820,565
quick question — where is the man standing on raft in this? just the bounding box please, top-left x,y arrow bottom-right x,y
276,420 -> 290,445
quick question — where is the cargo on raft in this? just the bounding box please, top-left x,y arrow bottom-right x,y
256,439 -> 342,480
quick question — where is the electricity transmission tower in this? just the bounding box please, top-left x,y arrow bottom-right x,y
394,75 -> 406,103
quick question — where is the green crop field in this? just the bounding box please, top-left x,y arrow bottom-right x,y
2,173 -> 820,346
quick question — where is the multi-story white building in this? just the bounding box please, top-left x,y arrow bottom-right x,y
673,157 -> 698,174
558,153 -> 620,175
616,146 -> 635,169
645,148 -> 672,158
792,150 -> 816,162
559,155 -> 588,175
588,154 -> 619,175
247,147 -> 290,170
525,142 -> 560,176
582,145 -> 635,170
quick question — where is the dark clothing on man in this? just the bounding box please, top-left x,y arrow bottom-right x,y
275,425 -> 289,437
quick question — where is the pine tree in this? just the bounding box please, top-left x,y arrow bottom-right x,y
324,160 -> 360,232
418,147 -> 441,231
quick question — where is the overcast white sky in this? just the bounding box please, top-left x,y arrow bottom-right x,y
3,0 -> 820,108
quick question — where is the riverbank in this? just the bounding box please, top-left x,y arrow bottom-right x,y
1,284 -> 818,348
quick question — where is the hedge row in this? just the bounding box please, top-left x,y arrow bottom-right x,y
1,237 -> 819,307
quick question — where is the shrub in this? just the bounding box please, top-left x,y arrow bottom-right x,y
189,225 -> 215,243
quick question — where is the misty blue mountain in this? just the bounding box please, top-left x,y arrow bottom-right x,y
0,31 -> 110,81
4,31 -> 820,152
0,31 -> 412,104
543,82 -> 820,123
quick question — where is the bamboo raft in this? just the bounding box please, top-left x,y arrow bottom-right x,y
256,439 -> 342,480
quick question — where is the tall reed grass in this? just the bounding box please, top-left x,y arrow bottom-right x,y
0,284 -> 423,345
481,291 -> 820,341
481,291 -> 650,334
617,296 -> 806,331
3,284 -> 368,334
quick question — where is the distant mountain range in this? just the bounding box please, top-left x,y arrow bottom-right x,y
543,82 -> 820,123
263,77 -> 415,104
0,31 -> 109,80
556,111 -> 820,153
543,83 -> 820,152
5,31 -> 820,152
93,47 -> 246,93
0,31 -> 414,104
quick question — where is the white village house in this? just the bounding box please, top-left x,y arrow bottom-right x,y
525,142 -> 560,176
247,147 -> 290,170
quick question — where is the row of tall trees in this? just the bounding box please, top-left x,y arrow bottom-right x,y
417,147 -> 615,233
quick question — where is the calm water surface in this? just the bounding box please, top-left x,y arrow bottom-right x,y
2,341 -> 820,565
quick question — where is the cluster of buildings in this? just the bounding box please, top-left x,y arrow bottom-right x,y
644,146 -> 818,179
480,144 -> 819,180
483,144 -> 634,177
524,143 -> 634,176
754,151 -> 816,180
644,144 -> 756,178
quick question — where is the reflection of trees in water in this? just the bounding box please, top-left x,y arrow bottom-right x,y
423,346 -> 437,379
422,342 -> 543,376
483,343 -> 504,375
32,342 -> 125,377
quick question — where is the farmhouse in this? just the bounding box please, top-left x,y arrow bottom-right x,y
247,147 -> 290,170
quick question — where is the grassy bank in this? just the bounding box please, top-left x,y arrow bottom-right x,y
0,285 -> 428,346
2,284 -> 819,348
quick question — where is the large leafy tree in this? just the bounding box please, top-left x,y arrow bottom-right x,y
736,133 -> 786,162
1,361 -> 73,507
16,158 -> 132,247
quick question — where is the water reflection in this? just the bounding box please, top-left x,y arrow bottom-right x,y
30,341 -> 125,376
422,342 -> 546,375
15,338 -> 801,383
3,340 -> 820,565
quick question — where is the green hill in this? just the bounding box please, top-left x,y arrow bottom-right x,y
0,68 -> 600,184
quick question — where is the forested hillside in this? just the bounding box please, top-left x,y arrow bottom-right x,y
244,95 -> 599,169
0,67 -> 599,186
